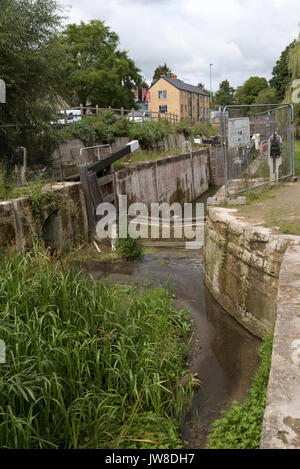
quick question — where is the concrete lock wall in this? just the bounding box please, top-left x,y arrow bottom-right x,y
0,182 -> 89,252
261,241 -> 300,449
204,206 -> 300,449
53,133 -> 187,167
204,207 -> 290,338
115,148 -> 209,207
0,147 -> 210,251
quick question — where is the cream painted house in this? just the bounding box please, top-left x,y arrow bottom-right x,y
148,74 -> 210,122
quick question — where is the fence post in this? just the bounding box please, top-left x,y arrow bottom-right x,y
121,107 -> 124,118
131,108 -> 134,120
96,104 -> 99,116
80,103 -> 84,118
109,106 -> 112,113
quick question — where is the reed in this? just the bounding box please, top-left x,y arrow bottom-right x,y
0,248 -> 191,448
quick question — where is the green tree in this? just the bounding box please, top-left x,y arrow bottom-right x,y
285,37 -> 300,124
58,20 -> 143,109
0,0 -> 64,163
270,41 -> 295,102
235,77 -> 269,105
254,86 -> 276,104
152,63 -> 172,81
214,80 -> 235,107
197,82 -> 210,95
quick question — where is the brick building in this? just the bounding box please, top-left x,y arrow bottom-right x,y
148,74 -> 210,122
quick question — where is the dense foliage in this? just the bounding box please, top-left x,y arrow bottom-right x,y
0,0 -> 64,164
270,41 -> 295,102
214,80 -> 236,107
115,237 -> 144,260
208,333 -> 273,449
152,63 -> 172,81
0,249 -> 192,448
57,20 -> 143,108
235,77 -> 269,105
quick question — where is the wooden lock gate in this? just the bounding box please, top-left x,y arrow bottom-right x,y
78,141 -> 139,232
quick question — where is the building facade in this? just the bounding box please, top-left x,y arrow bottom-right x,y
148,74 -> 210,122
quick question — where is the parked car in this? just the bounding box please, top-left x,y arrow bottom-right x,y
126,111 -> 151,123
56,109 -> 82,124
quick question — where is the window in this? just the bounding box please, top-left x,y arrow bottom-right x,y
185,104 -> 187,111
158,90 -> 167,100
159,105 -> 167,113
181,104 -> 184,113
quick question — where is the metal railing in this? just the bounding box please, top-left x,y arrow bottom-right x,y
220,104 -> 295,198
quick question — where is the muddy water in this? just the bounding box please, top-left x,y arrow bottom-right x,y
83,248 -> 260,449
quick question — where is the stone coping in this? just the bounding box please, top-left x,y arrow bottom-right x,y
261,241 -> 300,449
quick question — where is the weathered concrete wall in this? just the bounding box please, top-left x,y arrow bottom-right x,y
204,207 -> 289,338
53,137 -> 130,167
261,241 -> 300,449
208,145 -> 224,187
54,133 -> 187,167
0,182 -> 89,251
115,148 -> 209,207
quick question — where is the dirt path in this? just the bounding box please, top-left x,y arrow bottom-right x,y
234,182 -> 300,235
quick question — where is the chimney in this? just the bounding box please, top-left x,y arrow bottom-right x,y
170,74 -> 177,80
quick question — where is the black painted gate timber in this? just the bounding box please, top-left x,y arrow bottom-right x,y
78,141 -> 139,232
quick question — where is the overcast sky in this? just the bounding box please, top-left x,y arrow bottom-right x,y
59,0 -> 300,91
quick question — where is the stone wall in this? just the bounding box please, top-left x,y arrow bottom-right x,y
115,148 -> 210,207
261,241 -> 300,449
0,182 -> 89,251
204,207 -> 290,338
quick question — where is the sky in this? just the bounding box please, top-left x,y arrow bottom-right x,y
58,0 -> 300,91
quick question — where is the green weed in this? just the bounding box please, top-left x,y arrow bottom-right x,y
207,333 -> 273,449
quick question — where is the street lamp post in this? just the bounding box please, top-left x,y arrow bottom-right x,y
209,64 -> 213,106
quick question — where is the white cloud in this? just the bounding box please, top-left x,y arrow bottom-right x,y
58,0 -> 300,91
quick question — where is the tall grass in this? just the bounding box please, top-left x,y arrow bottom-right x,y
0,249 -> 191,449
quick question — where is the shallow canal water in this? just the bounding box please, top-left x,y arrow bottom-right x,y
83,248 -> 260,449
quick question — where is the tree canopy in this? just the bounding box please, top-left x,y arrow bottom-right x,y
214,80 -> 235,107
197,82 -> 210,95
0,0 -> 65,162
57,20 -> 143,109
152,63 -> 172,81
270,41 -> 295,102
235,77 -> 269,105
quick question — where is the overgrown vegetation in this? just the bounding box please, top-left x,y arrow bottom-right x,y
58,112 -> 217,150
115,236 -> 144,260
208,333 -> 273,449
0,248 -> 192,449
26,175 -> 55,219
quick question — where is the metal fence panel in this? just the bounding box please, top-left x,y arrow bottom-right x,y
221,104 -> 295,197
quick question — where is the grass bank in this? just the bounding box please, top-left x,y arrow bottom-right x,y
208,333 -> 273,449
0,248 -> 192,449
